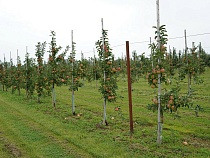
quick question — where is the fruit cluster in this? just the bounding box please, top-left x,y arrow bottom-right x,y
99,60 -> 120,102
146,65 -> 166,88
151,91 -> 192,113
166,95 -> 176,111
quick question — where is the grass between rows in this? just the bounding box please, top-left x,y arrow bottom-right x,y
0,68 -> 210,157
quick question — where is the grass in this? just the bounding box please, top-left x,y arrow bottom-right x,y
0,68 -> 210,157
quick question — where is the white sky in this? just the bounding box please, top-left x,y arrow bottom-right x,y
0,0 -> 210,63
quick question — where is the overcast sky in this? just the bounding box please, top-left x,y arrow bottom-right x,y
0,0 -> 210,63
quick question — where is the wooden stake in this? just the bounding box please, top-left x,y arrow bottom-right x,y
126,41 -> 134,135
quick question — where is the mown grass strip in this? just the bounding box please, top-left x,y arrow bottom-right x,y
0,96 -> 95,158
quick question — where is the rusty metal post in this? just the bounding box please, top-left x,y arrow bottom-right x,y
126,41 -> 134,135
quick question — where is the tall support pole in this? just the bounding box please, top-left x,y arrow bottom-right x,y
121,52 -> 123,70
178,50 -> 181,80
169,46 -> 172,81
156,0 -> 162,145
81,51 -> 84,61
9,51 -> 12,92
10,51 -> 12,65
71,30 -> 75,115
17,49 -> 21,96
52,46 -> 56,109
184,30 -> 187,58
81,50 -> 85,83
17,49 -> 18,66
150,37 -> 154,68
184,30 -> 190,96
191,42 -> 195,85
3,54 -> 6,91
198,42 -> 201,75
126,41 -> 134,136
101,18 -> 107,125
26,46 -> 29,98
93,48 -> 97,88
4,54 -> 5,64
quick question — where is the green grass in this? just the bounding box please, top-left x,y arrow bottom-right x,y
0,68 -> 210,157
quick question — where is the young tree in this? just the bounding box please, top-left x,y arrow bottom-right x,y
130,51 -> 140,83
23,48 -> 35,99
95,19 -> 119,125
148,25 -> 196,145
68,30 -> 83,115
48,31 -> 68,109
149,23 -> 168,144
0,61 -> 4,91
130,51 -> 147,83
11,52 -> 23,95
1,57 -> 8,91
85,57 -> 94,83
35,42 -> 46,103
92,56 -> 102,87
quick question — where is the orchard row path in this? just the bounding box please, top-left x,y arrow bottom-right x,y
0,93 -> 94,158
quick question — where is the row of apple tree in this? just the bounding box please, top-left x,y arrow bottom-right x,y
0,29 -> 208,112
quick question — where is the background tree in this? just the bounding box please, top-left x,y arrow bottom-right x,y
85,57 -> 95,83
23,49 -> 35,99
149,23 -> 168,144
1,58 -> 9,91
48,31 -> 68,109
35,42 -> 46,103
0,62 -> 2,90
69,30 -> 82,115
11,53 -> 23,95
92,56 -> 102,87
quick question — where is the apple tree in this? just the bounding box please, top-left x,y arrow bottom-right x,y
23,50 -> 35,99
11,55 -> 22,95
96,28 -> 119,125
0,59 -> 9,91
68,32 -> 83,115
35,42 -> 47,103
48,31 -> 68,108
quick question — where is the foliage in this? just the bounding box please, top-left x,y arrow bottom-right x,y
68,40 -> 83,91
48,31 -> 64,87
0,61 -> 11,91
23,51 -> 36,99
147,25 -> 192,116
179,46 -> 204,84
11,56 -> 22,95
95,29 -> 119,102
35,42 -> 46,102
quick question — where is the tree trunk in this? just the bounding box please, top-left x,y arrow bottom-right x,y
52,82 -> 56,109
38,96 -> 41,104
72,90 -> 75,115
102,98 -> 107,126
18,87 -> 20,96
